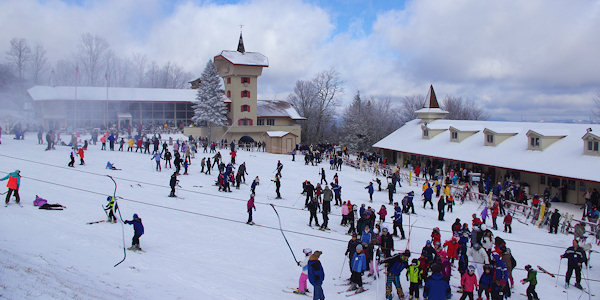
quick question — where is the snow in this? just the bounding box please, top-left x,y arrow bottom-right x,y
374,119 -> 600,182
266,131 -> 291,137
415,107 -> 448,114
28,86 -> 199,103
0,136 -> 598,299
257,100 -> 306,120
216,50 -> 269,67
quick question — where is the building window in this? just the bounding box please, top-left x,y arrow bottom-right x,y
226,90 -> 231,98
266,119 -> 275,126
486,134 -> 494,144
588,140 -> 599,152
451,131 -> 458,140
423,130 -> 429,137
241,105 -> 250,112
227,78 -> 231,84
241,90 -> 250,98
238,118 -> 253,126
257,118 -> 265,126
530,137 -> 540,147
540,175 -> 546,185
241,77 -> 250,84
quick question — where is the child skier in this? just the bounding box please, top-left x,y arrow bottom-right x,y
349,244 -> 367,293
460,265 -> 478,300
521,265 -> 538,300
296,248 -> 312,295
381,249 -> 410,300
124,213 -> 144,251
406,258 -> 422,299
246,194 -> 256,225
478,264 -> 493,300
104,196 -> 118,223
68,147 -> 76,167
1,170 -> 21,206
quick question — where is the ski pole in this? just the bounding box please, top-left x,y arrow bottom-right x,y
338,255 -> 347,279
269,204 -> 299,264
556,257 -> 563,287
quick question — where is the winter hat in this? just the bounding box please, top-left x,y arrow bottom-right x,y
313,250 -> 322,257
430,263 -> 442,274
403,250 -> 411,257
133,213 -> 139,219
303,248 -> 313,255
106,196 -> 112,201
15,169 -> 20,174
351,233 -> 357,238
356,244 -> 363,252
524,264 -> 532,271
411,258 -> 419,264
426,240 -> 432,245
480,224 -> 487,231
468,265 -> 475,272
473,243 -> 481,249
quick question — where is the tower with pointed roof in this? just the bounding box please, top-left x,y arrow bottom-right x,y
415,85 -> 448,123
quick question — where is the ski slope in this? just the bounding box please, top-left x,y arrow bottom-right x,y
0,136 -> 597,299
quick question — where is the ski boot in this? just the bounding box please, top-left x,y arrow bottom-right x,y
356,287 -> 365,293
574,283 -> 583,290
347,284 -> 357,292
292,290 -> 306,295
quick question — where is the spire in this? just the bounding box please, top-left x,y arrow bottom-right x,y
237,32 -> 245,54
424,85 -> 440,108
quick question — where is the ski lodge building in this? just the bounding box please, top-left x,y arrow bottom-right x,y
27,34 -> 304,154
373,86 -> 600,204
183,33 -> 305,154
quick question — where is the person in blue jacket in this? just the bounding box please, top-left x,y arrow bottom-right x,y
360,226 -> 372,244
392,203 -> 405,239
490,253 -> 509,299
307,250 -> 325,300
124,213 -> 144,250
423,263 -> 451,300
365,182 -> 374,202
349,244 -> 367,292
423,186 -> 434,209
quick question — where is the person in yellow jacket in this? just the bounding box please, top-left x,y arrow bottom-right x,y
422,181 -> 429,192
127,138 -> 134,152
444,185 -> 451,198
406,258 -> 422,299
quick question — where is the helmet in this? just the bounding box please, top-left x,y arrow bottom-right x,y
473,243 -> 481,250
426,240 -> 432,245
15,169 -> 20,174
468,265 -> 476,272
434,227 -> 440,232
524,264 -> 532,270
133,213 -> 139,219
403,250 -> 411,257
480,224 -> 487,231
106,196 -> 112,201
303,248 -> 312,255
356,244 -> 363,251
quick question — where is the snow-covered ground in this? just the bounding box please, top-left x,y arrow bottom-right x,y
0,135 -> 598,299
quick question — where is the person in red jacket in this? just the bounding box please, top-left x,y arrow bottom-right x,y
491,202 -> 499,230
460,265 -> 478,300
77,147 -> 85,165
431,227 -> 441,245
230,150 -> 237,164
444,236 -> 460,264
472,213 -> 483,227
246,194 -> 256,225
414,165 -> 420,177
378,205 -> 387,223
503,213 -> 513,233
1,170 -> 21,205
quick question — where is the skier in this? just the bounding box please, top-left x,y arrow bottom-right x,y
68,147 -> 76,167
437,196 -> 446,221
387,180 -> 395,205
118,138 -> 124,151
491,202 -> 499,230
320,168 -> 327,185
332,182 -> 342,206
478,264 -> 493,300
460,265 -> 478,300
127,138 -> 134,151
503,213 -> 512,233
77,147 -> 85,165
106,161 -> 118,170
489,253 -> 508,299
520,265 -> 538,300
164,149 -> 172,169
307,250 -> 325,300
319,205 -> 329,231
365,182 -> 374,202
276,160 -> 283,177
423,263 -> 451,300
239,162 -> 248,183
406,258 -> 423,300
272,174 -> 282,199
1,170 -> 21,206
151,152 -> 162,171
183,159 -> 189,175
468,243 -> 489,279
392,203 -> 406,239
246,194 -> 256,225
549,209 -> 561,234
169,172 -> 179,197
349,244 -> 367,293
380,250 -> 410,300
104,196 -> 118,223
423,184 -> 434,209
205,158 -> 212,175
560,239 -> 587,289
322,185 -> 332,214
124,213 -> 144,251
307,198 -> 320,227
251,176 -> 259,194
295,248 -> 312,295
304,181 -> 314,207
378,205 -> 387,224
380,227 -> 394,258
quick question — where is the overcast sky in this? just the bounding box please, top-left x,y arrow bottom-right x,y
1,0 -> 599,122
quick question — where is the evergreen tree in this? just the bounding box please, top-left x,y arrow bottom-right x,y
191,60 -> 228,141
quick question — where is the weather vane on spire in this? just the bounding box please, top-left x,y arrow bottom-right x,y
237,26 -> 245,53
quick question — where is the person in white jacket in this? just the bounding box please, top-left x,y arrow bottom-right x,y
296,248 -> 312,294
481,230 -> 494,254
468,243 -> 489,279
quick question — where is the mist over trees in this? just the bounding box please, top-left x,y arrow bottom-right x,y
2,33 -> 194,89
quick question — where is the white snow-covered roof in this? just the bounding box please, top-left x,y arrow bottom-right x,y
257,100 -> 306,120
265,131 -> 294,138
373,119 -> 600,182
527,129 -> 568,137
449,125 -> 481,132
415,107 -> 448,114
215,50 -> 269,67
28,86 -> 205,103
484,127 -> 520,134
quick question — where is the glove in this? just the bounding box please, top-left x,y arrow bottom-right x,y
297,261 -> 301,266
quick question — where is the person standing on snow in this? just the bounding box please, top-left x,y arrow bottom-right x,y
77,147 -> 85,165
246,194 -> 256,225
423,263 -> 451,300
169,172 -> 179,197
295,248 -> 312,295
392,203 -> 406,239
251,176 -> 259,194
124,213 -> 144,251
307,250 -> 325,300
104,196 -> 118,223
423,185 -> 434,209
437,196 -> 446,221
322,185 -> 332,214
308,198 -> 320,227
319,168 -> 327,185
459,265 -> 478,300
387,180 -> 395,205
521,264 -> 538,300
381,249 -> 410,300
365,182 -> 374,202
349,244 -> 367,293
561,239 -> 587,289
151,152 -> 162,171
272,174 -> 282,199
1,170 -> 21,206
275,160 -> 283,177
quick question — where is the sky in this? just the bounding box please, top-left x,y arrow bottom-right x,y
1,0 -> 599,122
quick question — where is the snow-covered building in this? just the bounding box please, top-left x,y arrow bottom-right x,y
184,33 -> 304,152
27,85 -> 200,130
373,85 -> 600,204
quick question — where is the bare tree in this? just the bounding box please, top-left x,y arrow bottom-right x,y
131,53 -> 147,87
288,80 -> 318,143
311,68 -> 343,142
6,38 -> 31,81
77,33 -> 110,86
398,95 -> 425,124
594,93 -> 600,122
53,59 -> 77,86
30,44 -> 47,84
441,96 -> 488,120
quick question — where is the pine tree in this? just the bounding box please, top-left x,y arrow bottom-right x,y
191,60 -> 228,142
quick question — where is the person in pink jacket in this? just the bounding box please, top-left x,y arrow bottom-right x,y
460,265 -> 478,300
246,194 -> 256,225
378,205 -> 387,223
341,201 -> 349,226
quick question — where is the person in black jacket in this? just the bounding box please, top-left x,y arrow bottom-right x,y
561,239 -> 587,289
169,172 -> 179,197
421,240 -> 437,267
549,209 -> 561,234
380,227 -> 394,258
307,198 -> 320,227
304,181 -> 315,207
437,196 -> 446,221
345,234 -> 360,273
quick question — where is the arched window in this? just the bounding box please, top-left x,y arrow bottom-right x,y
241,105 -> 250,112
226,90 -> 231,98
241,77 -> 250,84
241,90 -> 250,98
238,118 -> 253,126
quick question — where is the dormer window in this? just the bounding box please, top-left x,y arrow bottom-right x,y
588,141 -> 599,152
582,130 -> 600,156
423,129 -> 429,137
486,134 -> 494,144
451,131 -> 458,140
530,137 -> 540,148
